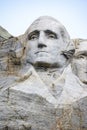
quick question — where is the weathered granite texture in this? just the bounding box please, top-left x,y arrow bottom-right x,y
0,16 -> 87,130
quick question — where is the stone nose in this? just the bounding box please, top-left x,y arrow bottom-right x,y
38,31 -> 47,48
38,43 -> 47,48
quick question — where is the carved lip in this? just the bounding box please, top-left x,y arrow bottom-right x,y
35,51 -> 48,54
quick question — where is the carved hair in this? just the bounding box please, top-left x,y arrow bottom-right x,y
72,38 -> 87,49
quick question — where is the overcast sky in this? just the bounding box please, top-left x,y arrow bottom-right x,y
0,0 -> 87,39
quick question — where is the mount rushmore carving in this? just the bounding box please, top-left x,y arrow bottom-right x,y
0,16 -> 87,130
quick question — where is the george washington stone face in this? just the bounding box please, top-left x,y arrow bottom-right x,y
25,16 -> 73,68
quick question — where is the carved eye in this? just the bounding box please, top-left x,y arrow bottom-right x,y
28,34 -> 38,40
77,55 -> 86,59
48,33 -> 57,39
28,31 -> 39,40
45,30 -> 57,39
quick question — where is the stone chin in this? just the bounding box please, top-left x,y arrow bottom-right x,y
32,58 -> 61,68
32,57 -> 52,67
34,61 -> 52,68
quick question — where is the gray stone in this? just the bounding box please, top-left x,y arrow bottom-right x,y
0,26 -> 13,42
0,16 -> 87,130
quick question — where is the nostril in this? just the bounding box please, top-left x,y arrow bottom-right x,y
38,44 -> 47,48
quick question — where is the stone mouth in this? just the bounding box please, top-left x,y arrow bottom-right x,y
35,51 -> 48,54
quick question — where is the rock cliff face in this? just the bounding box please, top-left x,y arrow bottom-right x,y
0,26 -> 13,42
0,25 -> 87,130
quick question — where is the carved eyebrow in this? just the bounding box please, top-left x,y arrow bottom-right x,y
28,30 -> 58,40
75,51 -> 87,57
28,30 -> 39,40
45,30 -> 58,38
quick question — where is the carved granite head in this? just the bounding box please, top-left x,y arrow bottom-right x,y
25,16 -> 74,68
72,40 -> 87,84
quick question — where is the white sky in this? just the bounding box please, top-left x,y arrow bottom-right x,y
0,0 -> 87,39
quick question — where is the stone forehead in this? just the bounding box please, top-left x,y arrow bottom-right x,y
31,16 -> 61,25
75,40 -> 87,53
26,16 -> 67,33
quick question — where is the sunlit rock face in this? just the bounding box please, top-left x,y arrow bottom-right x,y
0,16 -> 87,130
